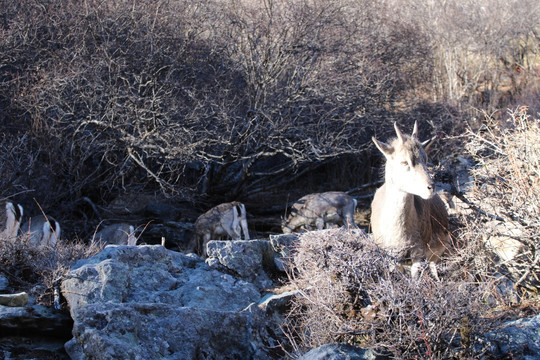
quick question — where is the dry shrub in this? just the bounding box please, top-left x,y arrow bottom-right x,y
0,135 -> 40,203
285,228 -> 496,359
0,0 -> 433,206
0,234 -> 102,306
459,108 -> 540,293
0,0 -> 538,217
283,109 -> 540,358
392,0 -> 540,112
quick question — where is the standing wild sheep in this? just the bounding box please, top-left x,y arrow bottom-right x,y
282,191 -> 358,233
0,201 -> 23,239
21,215 -> 61,248
371,122 -> 449,280
187,201 -> 250,257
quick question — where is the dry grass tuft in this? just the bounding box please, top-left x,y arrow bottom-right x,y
0,235 -> 102,306
284,229 -> 495,359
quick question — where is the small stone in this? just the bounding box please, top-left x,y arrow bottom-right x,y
0,292 -> 28,307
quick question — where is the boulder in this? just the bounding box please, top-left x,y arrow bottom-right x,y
479,314 -> 540,359
206,239 -> 275,289
62,245 -> 261,317
65,302 -> 271,360
0,292 -> 28,307
61,245 -> 278,359
269,233 -> 300,271
0,303 -> 72,337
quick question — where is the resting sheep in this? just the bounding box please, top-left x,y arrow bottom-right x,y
371,122 -> 449,280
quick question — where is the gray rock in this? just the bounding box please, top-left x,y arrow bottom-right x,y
300,343 -> 384,360
0,292 -> 28,307
65,302 -> 271,360
61,245 -> 278,360
0,303 -> 72,337
269,233 -> 300,271
206,239 -> 275,288
479,314 -> 540,359
62,245 -> 261,318
64,337 -> 85,360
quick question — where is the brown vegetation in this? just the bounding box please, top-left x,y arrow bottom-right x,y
284,229 -> 491,358
1,0 -> 536,229
285,109 -> 540,358
0,0 -> 539,357
458,108 -> 540,293
0,234 -> 102,306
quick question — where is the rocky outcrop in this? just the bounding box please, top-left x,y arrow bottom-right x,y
479,314 -> 540,359
64,302 -> 270,360
0,303 -> 72,337
55,232 -> 540,360
206,239 -> 276,289
61,244 -> 282,359
269,233 -> 300,272
62,245 -> 262,316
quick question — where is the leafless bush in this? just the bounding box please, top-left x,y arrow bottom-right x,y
392,0 -> 540,111
281,108 -> 540,358
284,228 -> 498,359
0,134 -> 38,201
2,0 -> 211,197
0,0 -> 434,208
458,108 -> 540,293
0,234 -> 102,306
1,0 -> 539,232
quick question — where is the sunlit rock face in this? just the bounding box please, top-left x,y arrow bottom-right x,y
61,245 -> 276,360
